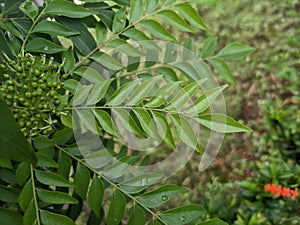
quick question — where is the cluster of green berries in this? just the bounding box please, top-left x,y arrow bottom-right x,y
0,53 -> 69,138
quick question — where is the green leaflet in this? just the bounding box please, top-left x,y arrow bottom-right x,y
35,170 -> 74,187
40,210 -> 76,225
157,10 -> 194,33
88,176 -> 104,217
23,200 -> 36,225
33,136 -> 53,150
25,38 -> 67,54
102,156 -> 138,179
120,173 -> 164,187
207,57 -> 236,84
89,87 -> 107,107
85,150 -> 113,169
75,109 -> 102,135
32,20 -> 79,37
45,0 -> 96,18
57,152 -> 72,179
127,204 -> 146,225
19,0 -> 38,20
36,153 -> 58,168
173,61 -> 201,81
73,164 -> 90,199
140,20 -> 177,42
156,67 -> 178,81
96,22 -> 107,44
90,51 -> 124,71
37,189 -> 78,204
108,39 -> 144,57
171,115 -> 203,154
127,76 -> 161,106
64,79 -> 82,94
130,0 -> 143,23
160,205 -> 206,225
138,184 -> 188,208
107,190 -> 126,225
94,110 -> 120,136
0,208 -> 23,225
74,66 -> 105,84
0,186 -> 19,203
106,81 -> 139,106
123,28 -> 160,50
145,0 -> 159,14
73,85 -> 93,106
18,180 -> 33,211
201,36 -> 218,58
185,85 -> 227,115
62,48 -> 76,72
0,100 -> 37,164
132,109 -> 154,136
217,42 -> 256,60
175,4 -> 208,31
196,114 -> 252,133
16,162 -> 30,185
112,7 -> 126,33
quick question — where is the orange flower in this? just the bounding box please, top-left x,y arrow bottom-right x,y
264,183 -> 298,200
281,187 -> 291,198
291,188 -> 298,200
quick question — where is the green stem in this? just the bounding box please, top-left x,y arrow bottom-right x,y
56,145 -> 167,225
30,165 -> 41,225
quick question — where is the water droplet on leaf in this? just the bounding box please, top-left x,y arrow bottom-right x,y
161,195 -> 168,201
44,46 -> 48,51
180,216 -> 186,222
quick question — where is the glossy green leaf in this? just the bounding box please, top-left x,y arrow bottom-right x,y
140,20 -> 177,42
23,200 -> 36,225
145,81 -> 182,108
160,205 -> 206,225
74,164 -> 90,199
146,0 -> 159,13
75,110 -> 101,135
57,17 -> 97,55
139,184 -> 188,208
0,158 -> 12,169
130,0 -> 143,23
112,108 -> 144,136
217,42 -> 256,60
183,38 -> 196,60
197,218 -> 229,225
98,9 -> 115,30
112,7 -> 126,33
52,128 -> 73,145
35,170 -> 74,187
74,66 -> 104,84
171,115 -> 203,153
85,150 -> 113,169
123,28 -> 160,50
106,81 -> 138,106
132,109 -> 154,136
0,100 -> 37,164
185,85 -> 227,114
11,18 -> 32,37
107,190 -> 126,225
73,85 -> 93,106
103,156 -> 138,179
88,176 -> 104,217
25,38 -> 66,54
18,180 -> 33,211
16,162 -> 30,185
61,114 -> 73,129
37,189 -> 78,204
0,185 -> 19,203
40,210 -> 76,225
128,205 -> 146,225
45,0 -> 96,18
157,10 -> 194,32
207,57 -> 236,84
121,173 -> 164,187
127,77 -> 160,105
33,136 -> 53,150
94,110 -> 119,136
2,0 -> 23,17
36,153 -> 58,168
86,79 -> 113,105
62,48 -> 76,72
19,0 -> 38,20
0,208 -> 23,225
201,37 -> 218,58
152,112 -> 176,149
32,20 -> 79,36
166,81 -> 202,110
57,151 -> 72,179
108,39 -> 143,57
174,62 -> 201,81
0,21 -> 23,39
90,51 -> 124,71
196,114 -> 252,133
175,4 -> 208,30
156,67 -> 178,81
64,79 -> 81,94
95,21 -> 107,44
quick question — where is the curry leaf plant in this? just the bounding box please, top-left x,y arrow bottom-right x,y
0,0 -> 254,224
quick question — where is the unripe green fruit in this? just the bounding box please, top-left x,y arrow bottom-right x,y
15,66 -> 22,72
25,92 -> 32,99
3,74 -> 10,79
32,82 -> 38,88
7,86 -> 14,92
40,84 -> 47,89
